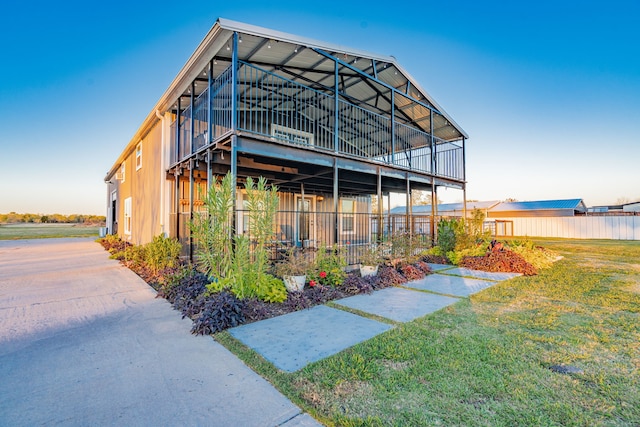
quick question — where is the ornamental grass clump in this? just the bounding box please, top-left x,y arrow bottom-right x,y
190,173 -> 287,303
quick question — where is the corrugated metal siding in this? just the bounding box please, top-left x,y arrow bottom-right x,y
129,122 -> 164,245
495,216 -> 640,240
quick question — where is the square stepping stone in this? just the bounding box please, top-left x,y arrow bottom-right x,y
427,263 -> 455,272
229,305 -> 392,372
334,287 -> 460,323
405,273 -> 497,297
444,267 -> 522,281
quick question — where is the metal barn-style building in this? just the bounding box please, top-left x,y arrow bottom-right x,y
104,18 -> 468,261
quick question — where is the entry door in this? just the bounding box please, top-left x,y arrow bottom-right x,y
296,196 -> 316,246
110,191 -> 117,234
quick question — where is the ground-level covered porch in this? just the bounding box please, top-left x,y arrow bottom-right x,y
167,133 -> 464,263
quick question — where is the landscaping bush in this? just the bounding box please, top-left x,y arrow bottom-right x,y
145,234 -> 182,273
308,244 -> 347,287
191,291 -> 246,335
446,244 -> 487,265
436,218 -> 461,254
341,274 -> 375,295
436,209 -> 492,264
398,263 -> 425,281
376,266 -> 407,287
507,239 -> 560,270
169,271 -> 209,317
414,260 -> 432,274
97,234 -> 131,254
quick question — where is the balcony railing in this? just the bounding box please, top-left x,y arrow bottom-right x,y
169,62 -> 463,181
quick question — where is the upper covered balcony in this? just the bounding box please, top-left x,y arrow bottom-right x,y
165,19 -> 467,185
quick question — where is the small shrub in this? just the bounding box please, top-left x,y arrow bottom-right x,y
111,244 -> 146,268
420,253 -> 449,264
257,275 -> 288,303
414,261 -> 432,274
305,284 -> 344,305
242,298 -> 271,322
170,271 -> 209,315
507,239 -> 559,270
437,218 -> 461,254
398,264 -> 425,281
144,234 -> 181,273
309,245 -> 347,287
191,291 -> 246,335
375,266 -> 407,288
446,244 -> 486,265
341,274 -> 375,295
97,234 -> 130,253
283,291 -> 311,312
423,246 -> 444,257
390,232 -> 419,260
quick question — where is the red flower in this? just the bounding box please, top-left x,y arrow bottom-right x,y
319,271 -> 327,279
309,280 -> 316,287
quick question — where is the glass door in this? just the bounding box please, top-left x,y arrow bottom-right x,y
296,196 -> 315,247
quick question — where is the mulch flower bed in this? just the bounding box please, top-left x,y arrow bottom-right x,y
99,237 -> 538,334
459,248 -> 538,276
150,262 -> 438,335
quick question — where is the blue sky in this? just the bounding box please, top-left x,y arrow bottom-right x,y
1,1 -> 638,214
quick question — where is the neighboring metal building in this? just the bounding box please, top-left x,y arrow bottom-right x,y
389,200 -> 500,217
624,202 -> 640,213
487,199 -> 588,218
103,18 -> 468,259
589,201 -> 640,215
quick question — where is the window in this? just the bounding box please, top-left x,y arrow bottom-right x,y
124,197 -> 132,236
340,199 -> 355,234
135,142 -> 142,170
119,162 -> 126,183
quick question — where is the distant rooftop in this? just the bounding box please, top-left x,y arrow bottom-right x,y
389,200 -> 500,214
490,199 -> 587,213
389,198 -> 589,216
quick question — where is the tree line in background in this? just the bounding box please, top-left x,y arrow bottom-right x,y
0,212 -> 106,225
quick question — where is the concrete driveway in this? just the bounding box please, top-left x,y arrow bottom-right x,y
0,238 -> 320,426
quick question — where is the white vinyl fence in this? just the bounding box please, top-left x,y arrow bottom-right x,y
491,216 -> 640,240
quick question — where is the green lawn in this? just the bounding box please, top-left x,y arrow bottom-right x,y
216,239 -> 640,426
0,223 -> 101,240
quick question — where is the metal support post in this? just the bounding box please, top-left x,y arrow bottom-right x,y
377,167 -> 382,243
333,159 -> 339,246
189,160 -> 194,261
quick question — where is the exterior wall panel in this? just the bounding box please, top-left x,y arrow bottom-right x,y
129,122 -> 163,245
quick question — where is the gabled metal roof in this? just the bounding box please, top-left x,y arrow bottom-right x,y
210,19 -> 467,139
107,18 -> 467,179
491,199 -> 587,212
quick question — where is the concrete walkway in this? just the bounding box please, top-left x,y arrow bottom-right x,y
0,238 -> 320,426
230,265 -> 519,372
